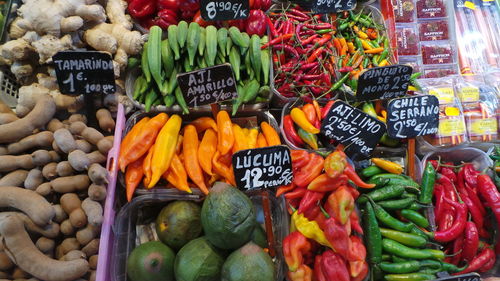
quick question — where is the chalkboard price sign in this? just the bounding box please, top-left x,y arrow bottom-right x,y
53,51 -> 116,96
321,101 -> 386,157
356,65 -> 413,101
313,0 -> 356,13
232,146 -> 293,190
434,273 -> 480,281
387,95 -> 439,139
200,0 -> 249,21
177,63 -> 238,107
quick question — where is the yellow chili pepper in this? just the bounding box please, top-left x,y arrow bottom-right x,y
378,59 -> 389,66
198,128 -> 217,176
361,39 -> 373,50
261,121 -> 281,146
347,42 -> 356,54
357,31 -> 369,39
371,158 -> 403,174
291,211 -> 332,248
232,124 -> 248,153
149,115 -> 182,188
248,128 -> 259,149
290,108 -> 320,134
217,111 -> 234,155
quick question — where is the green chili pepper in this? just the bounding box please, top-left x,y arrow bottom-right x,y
401,209 -> 429,228
410,225 -> 428,239
419,162 -> 436,204
372,55 -> 379,67
379,260 -> 424,273
297,128 -> 318,150
363,57 -> 370,68
377,198 -> 415,210
316,29 -> 333,34
378,49 -> 389,63
163,94 -> 176,107
385,273 -> 436,281
358,17 -> 372,27
327,72 -> 350,94
392,256 -> 408,263
355,37 -> 363,51
364,202 -> 383,280
368,199 -> 414,232
358,185 -> 405,204
401,192 -> 418,199
382,254 -> 392,261
361,166 -> 385,178
337,55 -> 345,68
380,228 -> 428,247
408,202 -> 422,211
382,239 -> 445,260
133,76 -> 146,100
339,22 -> 349,31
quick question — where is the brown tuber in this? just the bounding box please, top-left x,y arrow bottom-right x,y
88,184 -> 107,201
81,198 -> 103,227
60,193 -> 87,228
0,215 -> 89,281
53,128 -> 77,154
88,163 -> 108,185
0,187 -> 54,226
69,122 -> 104,145
50,175 -> 90,193
68,150 -> 106,171
56,161 -> 74,177
7,131 -> 54,155
0,170 -> 29,187
42,163 -> 58,180
96,109 -> 115,133
81,239 -> 99,257
24,168 -> 43,190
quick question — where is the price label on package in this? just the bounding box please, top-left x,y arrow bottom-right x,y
200,0 -> 249,21
232,146 -> 293,190
177,64 -> 238,107
53,51 -> 116,95
387,95 -> 439,138
313,0 -> 356,14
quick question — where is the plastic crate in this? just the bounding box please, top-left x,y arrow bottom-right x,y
0,67 -> 19,107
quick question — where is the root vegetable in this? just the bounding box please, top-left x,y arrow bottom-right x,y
35,237 -> 55,254
88,255 -> 97,270
0,96 -> 56,143
0,251 -> 13,271
0,113 -> 19,125
52,204 -> 67,223
56,161 -> 74,177
0,215 -> 89,281
76,224 -> 99,245
31,150 -> 52,166
96,137 -> 113,154
42,163 -> 57,180
96,109 -> 115,133
53,129 -> 76,153
0,212 -> 60,238
75,140 -> 93,153
7,131 -> 54,155
35,182 -> 52,196
47,119 -> 65,132
60,250 -> 86,261
68,114 -> 87,124
50,175 -> 89,193
81,239 -> 99,257
0,187 -> 54,226
68,150 -> 106,171
60,193 -> 87,228
24,168 -> 43,190
0,170 -> 29,187
88,163 -> 108,185
81,198 -> 103,227
60,220 -> 74,236
69,122 -> 104,145
88,184 -> 106,201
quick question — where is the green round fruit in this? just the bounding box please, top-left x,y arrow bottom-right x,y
201,182 -> 256,250
156,200 -> 202,250
174,237 -> 225,281
127,241 -> 175,281
221,242 -> 275,281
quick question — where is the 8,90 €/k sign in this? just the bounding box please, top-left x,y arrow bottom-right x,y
52,51 -> 116,95
200,0 -> 249,21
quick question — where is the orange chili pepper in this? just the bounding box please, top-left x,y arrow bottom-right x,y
198,128 -> 217,176
364,47 -> 384,54
217,111 -> 234,155
312,100 -> 322,121
366,28 -> 378,39
125,156 -> 144,202
257,133 -> 268,148
183,125 -> 209,195
175,135 -> 183,154
261,121 -> 281,146
232,124 -> 248,153
143,145 -> 155,188
191,117 -> 218,133
302,104 -> 318,126
119,117 -> 149,169
119,113 -> 168,172
163,154 -> 192,193
333,38 -> 342,54
212,151 -> 236,186
248,128 -> 259,149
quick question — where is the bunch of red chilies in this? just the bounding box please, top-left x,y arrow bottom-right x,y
268,7 -> 337,100
430,161 -> 500,274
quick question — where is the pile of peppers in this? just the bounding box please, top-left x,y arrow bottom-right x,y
359,159 -> 468,280
429,160 -> 500,274
119,111 -> 281,201
280,149 -> 372,281
127,0 -> 270,36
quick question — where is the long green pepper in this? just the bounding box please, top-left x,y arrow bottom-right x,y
419,162 -> 436,204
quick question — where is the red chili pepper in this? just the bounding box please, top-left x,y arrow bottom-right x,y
350,211 -> 363,234
343,163 -> 375,189
291,150 -> 311,169
307,47 -> 324,63
289,8 -> 310,20
283,114 -> 304,147
285,187 -> 307,200
464,164 -> 479,187
308,174 -> 347,193
437,206 -> 455,232
450,232 -> 464,265
261,33 -> 294,49
477,174 -> 500,223
349,235 -> 367,262
179,0 -> 198,19
297,190 -> 324,214
301,34 -> 319,46
246,9 -> 267,36
440,167 -> 457,183
462,221 -> 479,264
432,198 -> 467,242
128,0 -> 156,19
300,62 -> 319,70
325,185 -> 354,225
314,255 -> 327,281
458,187 -> 484,231
453,248 -> 495,275
276,183 -> 296,197
192,10 -> 210,27
321,101 -> 335,120
283,231 -> 312,272
304,23 -> 332,30
272,44 -> 300,58
457,167 -> 486,215
266,15 -> 278,38
339,66 -> 354,73
428,160 -> 440,171
294,153 -> 324,188
157,0 -> 178,11
320,250 -> 350,281
433,183 -> 445,219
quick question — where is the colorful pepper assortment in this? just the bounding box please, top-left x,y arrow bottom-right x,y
280,149 -> 371,281
128,0 -> 270,36
133,23 -> 270,112
119,111 -> 281,200
428,160 -> 499,273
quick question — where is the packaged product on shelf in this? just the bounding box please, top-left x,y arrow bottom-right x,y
395,25 -> 420,56
393,0 -> 416,22
415,0 -> 448,18
418,19 -> 449,41
422,65 -> 458,78
399,56 -> 422,73
421,41 -> 455,65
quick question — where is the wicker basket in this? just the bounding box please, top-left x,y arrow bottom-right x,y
0,67 -> 19,107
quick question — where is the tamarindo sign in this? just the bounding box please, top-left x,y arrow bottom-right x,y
53,51 -> 116,96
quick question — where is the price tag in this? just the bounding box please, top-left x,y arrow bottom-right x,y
52,51 -> 116,95
435,273 -> 480,281
321,101 -> 386,157
200,0 -> 249,21
387,95 -> 439,138
232,146 -> 293,190
177,64 -> 238,107
312,0 -> 356,13
356,65 -> 413,101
